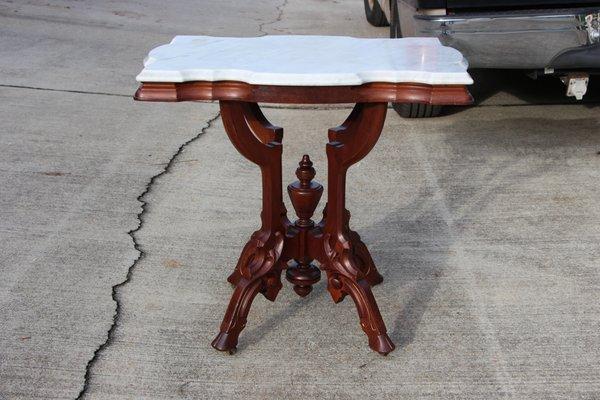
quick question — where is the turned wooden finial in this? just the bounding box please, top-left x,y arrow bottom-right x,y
286,154 -> 324,297
297,154 -> 316,189
288,155 -> 323,228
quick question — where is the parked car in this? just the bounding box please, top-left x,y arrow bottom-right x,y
364,0 -> 600,117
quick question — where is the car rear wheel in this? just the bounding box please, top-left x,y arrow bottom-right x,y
393,103 -> 443,118
364,0 -> 389,27
390,0 -> 443,118
389,0 -> 401,38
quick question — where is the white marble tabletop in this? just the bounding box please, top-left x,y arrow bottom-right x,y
136,35 -> 472,86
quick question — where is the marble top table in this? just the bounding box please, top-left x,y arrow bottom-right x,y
135,35 -> 472,103
135,35 -> 472,356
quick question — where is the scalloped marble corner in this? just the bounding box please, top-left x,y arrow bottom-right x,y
136,35 -> 473,86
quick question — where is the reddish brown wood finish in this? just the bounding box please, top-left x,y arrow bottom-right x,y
319,102 -> 393,354
285,155 -> 323,297
134,81 -> 473,105
212,101 -> 288,353
136,79 -> 471,355
211,100 -> 394,355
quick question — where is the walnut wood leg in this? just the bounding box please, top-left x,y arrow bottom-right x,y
326,272 -> 394,354
318,103 -> 395,355
212,101 -> 289,352
212,236 -> 284,352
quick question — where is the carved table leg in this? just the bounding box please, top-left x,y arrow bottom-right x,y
321,206 -> 384,287
317,103 -> 395,355
212,101 -> 288,352
348,218 -> 384,287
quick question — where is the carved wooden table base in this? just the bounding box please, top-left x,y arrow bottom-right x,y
135,79 -> 471,355
211,100 -> 395,355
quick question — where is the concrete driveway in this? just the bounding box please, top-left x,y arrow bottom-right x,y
1,1 -> 599,399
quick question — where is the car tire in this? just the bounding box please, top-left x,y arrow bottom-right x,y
389,1 -> 443,118
389,0 -> 402,38
364,0 -> 389,27
393,103 -> 443,118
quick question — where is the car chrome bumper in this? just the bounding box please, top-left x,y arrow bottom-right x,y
414,9 -> 600,68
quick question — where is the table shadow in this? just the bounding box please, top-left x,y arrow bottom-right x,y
238,113 -> 600,352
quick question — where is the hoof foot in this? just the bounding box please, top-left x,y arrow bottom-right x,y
369,334 -> 395,355
211,332 -> 238,353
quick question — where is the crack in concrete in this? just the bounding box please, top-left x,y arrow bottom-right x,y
75,111 -> 221,400
0,84 -> 356,108
0,83 -> 131,97
258,0 -> 288,36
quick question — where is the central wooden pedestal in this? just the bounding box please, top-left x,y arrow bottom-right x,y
211,100 -> 395,355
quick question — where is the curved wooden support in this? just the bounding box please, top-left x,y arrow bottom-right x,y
213,101 -> 288,352
214,239 -> 284,352
245,102 -> 283,144
328,274 -> 394,355
318,102 -> 394,354
324,103 -> 387,240
219,100 -> 289,270
211,277 -> 264,353
212,266 -> 284,353
214,101 -> 393,355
